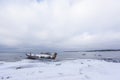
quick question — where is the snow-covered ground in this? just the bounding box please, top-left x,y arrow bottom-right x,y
0,59 -> 120,80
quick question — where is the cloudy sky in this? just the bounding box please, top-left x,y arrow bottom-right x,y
0,0 -> 120,50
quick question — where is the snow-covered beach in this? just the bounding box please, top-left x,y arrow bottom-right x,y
0,0 -> 120,79
0,59 -> 120,80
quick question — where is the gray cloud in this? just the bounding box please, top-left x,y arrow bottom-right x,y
0,0 -> 120,50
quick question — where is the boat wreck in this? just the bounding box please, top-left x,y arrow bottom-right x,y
26,52 -> 57,60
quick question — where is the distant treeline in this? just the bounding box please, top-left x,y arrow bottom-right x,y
86,49 -> 120,52
64,49 -> 120,52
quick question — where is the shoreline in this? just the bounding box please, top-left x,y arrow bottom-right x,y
0,59 -> 120,80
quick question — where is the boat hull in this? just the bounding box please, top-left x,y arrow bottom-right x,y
26,53 -> 57,60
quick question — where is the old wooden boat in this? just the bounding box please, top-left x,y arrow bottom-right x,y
26,52 -> 57,60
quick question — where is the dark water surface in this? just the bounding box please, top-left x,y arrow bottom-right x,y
0,51 -> 120,62
0,52 -> 26,62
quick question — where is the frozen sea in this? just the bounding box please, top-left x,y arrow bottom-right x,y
0,51 -> 120,62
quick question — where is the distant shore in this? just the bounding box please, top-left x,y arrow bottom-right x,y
64,49 -> 120,52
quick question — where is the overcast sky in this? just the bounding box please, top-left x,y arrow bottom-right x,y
0,0 -> 120,50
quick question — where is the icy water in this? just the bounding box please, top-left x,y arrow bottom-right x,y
0,51 -> 120,62
0,52 -> 26,62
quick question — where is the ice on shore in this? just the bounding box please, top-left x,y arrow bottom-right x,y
0,59 -> 120,80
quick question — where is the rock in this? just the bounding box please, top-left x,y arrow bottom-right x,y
16,66 -> 22,69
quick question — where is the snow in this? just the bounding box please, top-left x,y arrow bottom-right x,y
0,59 -> 120,80
29,54 -> 51,57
